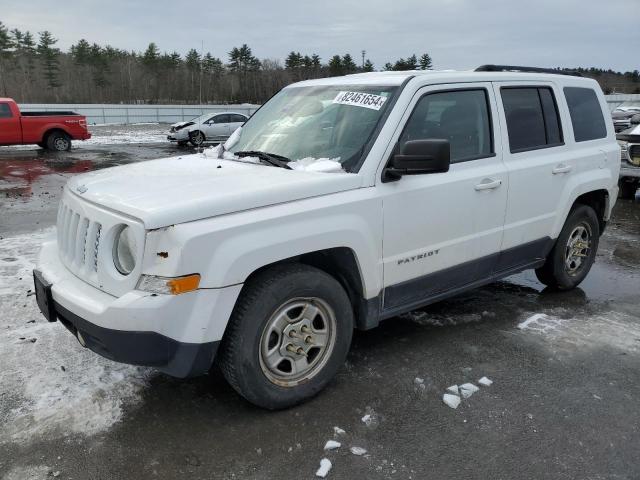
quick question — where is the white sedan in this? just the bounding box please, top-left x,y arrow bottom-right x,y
167,112 -> 248,146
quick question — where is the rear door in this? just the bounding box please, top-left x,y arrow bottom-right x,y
492,82 -> 570,272
379,83 -> 508,313
0,102 -> 22,145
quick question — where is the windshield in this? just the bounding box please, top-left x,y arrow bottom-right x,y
189,113 -> 214,124
227,85 -> 398,172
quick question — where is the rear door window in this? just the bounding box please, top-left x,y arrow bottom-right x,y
563,87 -> 607,142
0,103 -> 13,118
230,114 -> 247,123
501,87 -> 563,153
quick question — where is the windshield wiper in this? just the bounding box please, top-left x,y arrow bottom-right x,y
235,150 -> 292,170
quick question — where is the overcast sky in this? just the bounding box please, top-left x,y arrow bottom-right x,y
3,0 -> 638,72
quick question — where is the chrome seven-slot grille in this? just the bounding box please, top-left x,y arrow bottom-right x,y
57,200 -> 102,274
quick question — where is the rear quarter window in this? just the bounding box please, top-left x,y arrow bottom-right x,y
563,87 -> 607,142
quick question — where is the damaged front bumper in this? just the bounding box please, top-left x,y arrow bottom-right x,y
34,238 -> 242,377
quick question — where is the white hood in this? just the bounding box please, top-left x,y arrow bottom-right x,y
66,154 -> 360,229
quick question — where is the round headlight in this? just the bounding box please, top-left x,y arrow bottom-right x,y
113,225 -> 137,275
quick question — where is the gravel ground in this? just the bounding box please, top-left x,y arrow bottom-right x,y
1,128 -> 639,479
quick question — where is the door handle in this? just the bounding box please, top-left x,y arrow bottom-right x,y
552,164 -> 572,174
474,178 -> 502,191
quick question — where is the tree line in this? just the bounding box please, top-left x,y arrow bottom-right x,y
0,21 -> 638,105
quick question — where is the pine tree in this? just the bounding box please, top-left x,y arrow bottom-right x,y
328,55 -> 342,76
37,31 -> 61,89
419,53 -> 433,70
363,59 -> 374,72
71,39 -> 91,65
228,44 -> 260,72
342,53 -> 357,73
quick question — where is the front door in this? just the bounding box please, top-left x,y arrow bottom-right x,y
207,114 -> 231,140
379,83 -> 508,313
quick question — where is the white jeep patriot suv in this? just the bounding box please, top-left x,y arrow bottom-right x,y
34,65 -> 620,409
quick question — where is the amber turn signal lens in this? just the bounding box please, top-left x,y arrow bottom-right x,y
167,274 -> 200,295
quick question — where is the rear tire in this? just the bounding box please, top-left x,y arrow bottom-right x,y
218,264 -> 354,409
46,132 -> 71,151
535,205 -> 600,290
189,130 -> 205,147
619,180 -> 637,200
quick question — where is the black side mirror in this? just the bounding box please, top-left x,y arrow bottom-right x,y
383,139 -> 450,182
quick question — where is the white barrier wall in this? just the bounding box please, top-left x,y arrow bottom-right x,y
18,94 -> 640,123
17,103 -> 261,125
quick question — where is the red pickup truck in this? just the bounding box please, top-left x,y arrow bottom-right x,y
0,98 -> 91,151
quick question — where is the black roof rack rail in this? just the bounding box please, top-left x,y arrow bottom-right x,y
475,64 -> 583,77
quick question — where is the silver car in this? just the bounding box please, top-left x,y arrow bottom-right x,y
167,112 -> 248,147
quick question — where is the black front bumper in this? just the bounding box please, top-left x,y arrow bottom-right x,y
33,270 -> 219,378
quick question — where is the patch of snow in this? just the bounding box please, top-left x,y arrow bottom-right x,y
0,229 -> 152,445
324,440 -> 341,450
414,377 -> 424,385
204,143 -> 224,159
518,313 -> 563,333
288,157 -> 345,173
83,128 -> 166,145
459,383 -> 479,399
478,376 -> 493,387
1,465 -> 51,480
361,414 -> 372,424
350,446 -> 367,456
443,393 -> 461,409
316,458 -> 332,478
446,385 -> 459,395
333,426 -> 346,436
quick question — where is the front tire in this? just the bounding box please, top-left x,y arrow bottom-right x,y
218,264 -> 354,409
535,205 -> 600,290
46,132 -> 71,151
189,130 -> 205,147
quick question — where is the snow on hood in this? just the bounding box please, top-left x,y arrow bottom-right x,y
67,153 -> 359,229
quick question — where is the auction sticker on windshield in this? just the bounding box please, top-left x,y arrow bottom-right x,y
333,91 -> 387,111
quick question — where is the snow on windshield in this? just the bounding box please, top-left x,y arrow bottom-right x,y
203,143 -> 346,173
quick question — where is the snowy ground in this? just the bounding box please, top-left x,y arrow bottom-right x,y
83,123 -> 168,145
1,140 -> 639,479
0,229 -> 152,446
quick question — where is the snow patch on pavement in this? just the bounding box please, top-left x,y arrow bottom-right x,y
315,458 -> 332,478
323,440 -> 341,450
442,393 -> 461,409
478,376 -> 493,387
518,313 -> 563,333
1,464 -> 52,480
517,310 -> 640,354
459,383 -> 479,399
350,446 -> 367,456
0,229 -> 153,445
